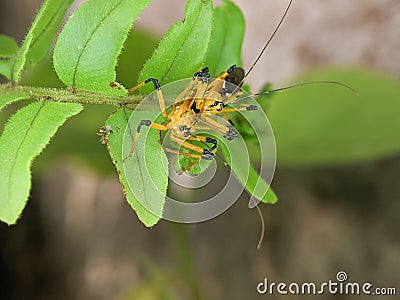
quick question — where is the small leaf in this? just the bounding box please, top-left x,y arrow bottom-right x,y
0,35 -> 18,58
11,0 -> 74,83
204,0 -> 245,75
53,0 -> 151,96
219,138 -> 277,204
138,0 -> 213,94
0,93 -> 29,112
106,108 -> 168,227
267,68 -> 400,166
0,101 -> 83,225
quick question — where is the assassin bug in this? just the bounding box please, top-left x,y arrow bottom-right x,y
126,65 -> 248,163
123,0 -> 356,248
124,0 -> 355,167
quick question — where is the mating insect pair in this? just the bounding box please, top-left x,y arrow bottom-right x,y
125,64 -> 252,168
122,0 -> 355,172
115,0 -> 358,248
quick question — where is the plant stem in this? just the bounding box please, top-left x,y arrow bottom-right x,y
0,83 -> 143,107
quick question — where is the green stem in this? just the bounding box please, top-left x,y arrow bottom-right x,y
0,83 -> 142,107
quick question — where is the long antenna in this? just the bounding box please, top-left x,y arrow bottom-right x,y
241,0 -> 294,84
248,80 -> 359,98
225,80 -> 358,106
256,204 -> 265,250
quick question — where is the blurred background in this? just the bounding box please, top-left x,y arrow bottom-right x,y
1,0 -> 399,299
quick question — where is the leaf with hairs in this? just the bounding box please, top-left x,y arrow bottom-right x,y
138,0 -> 213,94
204,0 -> 245,75
0,101 -> 82,225
11,0 -> 74,83
53,0 -> 151,96
106,108 -> 168,227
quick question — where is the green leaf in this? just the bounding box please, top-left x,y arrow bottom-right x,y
106,108 -> 168,227
267,68 -> 400,166
0,101 -> 83,225
204,0 -> 245,75
0,93 -> 29,112
53,0 -> 151,96
0,60 -> 13,80
138,0 -> 213,94
219,138 -> 277,204
11,0 -> 74,83
33,105 -> 116,175
246,166 -> 277,204
0,35 -> 18,58
116,28 -> 159,88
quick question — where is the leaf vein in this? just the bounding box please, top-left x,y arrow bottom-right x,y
71,0 -> 125,87
6,101 -> 45,203
161,5 -> 203,82
29,0 -> 67,51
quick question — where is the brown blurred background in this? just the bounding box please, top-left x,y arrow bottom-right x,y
1,0 -> 399,299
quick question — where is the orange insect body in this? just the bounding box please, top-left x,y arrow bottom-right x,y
126,65 -> 249,162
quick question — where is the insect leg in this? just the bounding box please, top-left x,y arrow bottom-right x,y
185,135 -> 218,151
222,112 -> 235,127
163,147 -> 202,159
187,67 -> 211,112
173,67 -> 210,105
125,120 -> 170,160
170,134 -> 214,160
164,146 -> 204,173
183,121 -> 223,150
200,115 -> 239,141
214,65 -> 237,80
128,78 -> 168,118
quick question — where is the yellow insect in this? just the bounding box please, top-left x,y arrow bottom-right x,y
126,65 -> 249,164
124,0 -> 355,169
122,0 -> 356,248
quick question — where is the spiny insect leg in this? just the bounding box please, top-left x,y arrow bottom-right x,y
128,78 -> 168,118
